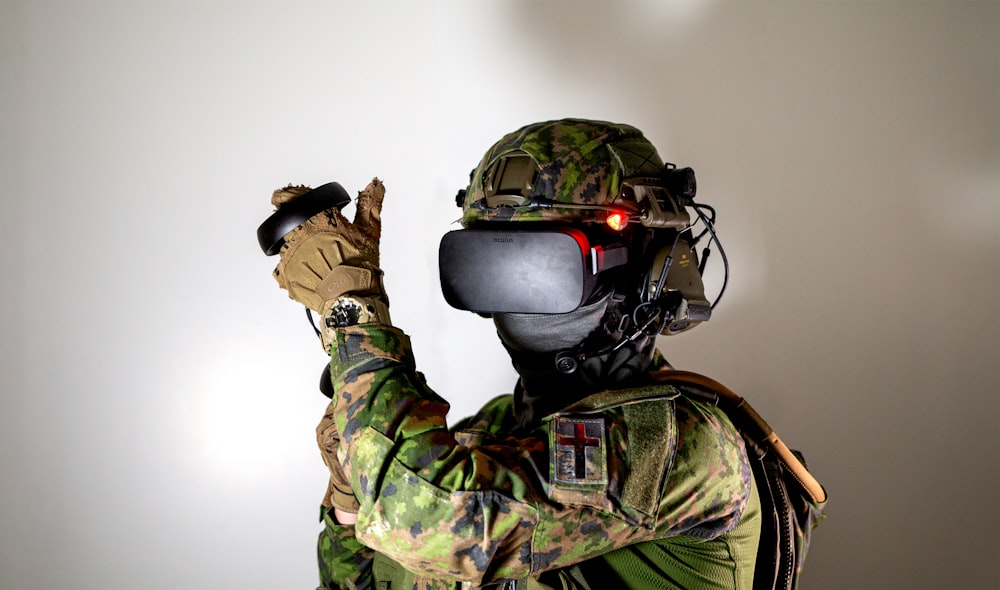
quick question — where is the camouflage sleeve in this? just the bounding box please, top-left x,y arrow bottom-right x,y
319,324 -> 750,586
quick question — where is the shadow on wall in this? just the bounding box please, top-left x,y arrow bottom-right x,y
500,2 -> 1000,589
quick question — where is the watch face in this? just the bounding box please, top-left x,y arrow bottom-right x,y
327,299 -> 365,328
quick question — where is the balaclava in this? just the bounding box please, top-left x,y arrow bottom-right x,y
494,288 -> 658,430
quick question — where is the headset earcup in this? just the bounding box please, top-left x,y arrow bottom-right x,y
646,230 -> 712,335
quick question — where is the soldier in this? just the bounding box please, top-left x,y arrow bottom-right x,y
258,119 -> 824,589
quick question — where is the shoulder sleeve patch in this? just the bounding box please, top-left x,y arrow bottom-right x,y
551,416 -> 607,487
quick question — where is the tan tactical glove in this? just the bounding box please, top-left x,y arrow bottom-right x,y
318,424 -> 361,517
271,179 -> 390,320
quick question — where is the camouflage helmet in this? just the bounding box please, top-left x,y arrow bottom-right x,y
458,119 -> 667,226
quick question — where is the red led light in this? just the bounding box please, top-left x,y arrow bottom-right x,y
606,212 -> 627,231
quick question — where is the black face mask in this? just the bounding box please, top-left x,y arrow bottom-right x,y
495,290 -> 658,430
493,292 -> 612,353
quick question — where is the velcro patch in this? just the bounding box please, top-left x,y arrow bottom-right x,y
552,416 -> 606,486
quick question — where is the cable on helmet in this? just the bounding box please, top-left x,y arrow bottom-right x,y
690,203 -> 729,310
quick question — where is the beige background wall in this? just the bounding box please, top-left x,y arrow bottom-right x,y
2,1 -> 997,589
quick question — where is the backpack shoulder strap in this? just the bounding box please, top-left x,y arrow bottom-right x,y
649,369 -> 826,505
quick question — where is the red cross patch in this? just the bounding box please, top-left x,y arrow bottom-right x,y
552,416 -> 606,485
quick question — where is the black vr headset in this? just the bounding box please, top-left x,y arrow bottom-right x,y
439,167 -> 726,335
439,227 -> 630,314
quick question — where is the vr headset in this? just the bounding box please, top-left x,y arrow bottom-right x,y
439,227 -> 630,314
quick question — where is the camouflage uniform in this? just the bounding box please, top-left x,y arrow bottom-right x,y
315,325 -> 760,589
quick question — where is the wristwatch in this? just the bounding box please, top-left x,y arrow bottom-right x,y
327,296 -> 373,328
325,296 -> 390,328
319,295 -> 391,352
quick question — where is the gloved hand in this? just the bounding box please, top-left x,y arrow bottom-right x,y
270,178 -> 389,316
318,404 -> 361,518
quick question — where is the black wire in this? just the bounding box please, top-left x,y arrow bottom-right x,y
692,206 -> 729,310
631,302 -> 664,337
305,307 -> 321,338
698,203 -> 717,223
690,204 -> 717,246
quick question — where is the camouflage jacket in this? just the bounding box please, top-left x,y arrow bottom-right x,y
316,325 -> 756,589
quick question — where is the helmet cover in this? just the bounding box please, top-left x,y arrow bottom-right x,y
460,119 -> 666,226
